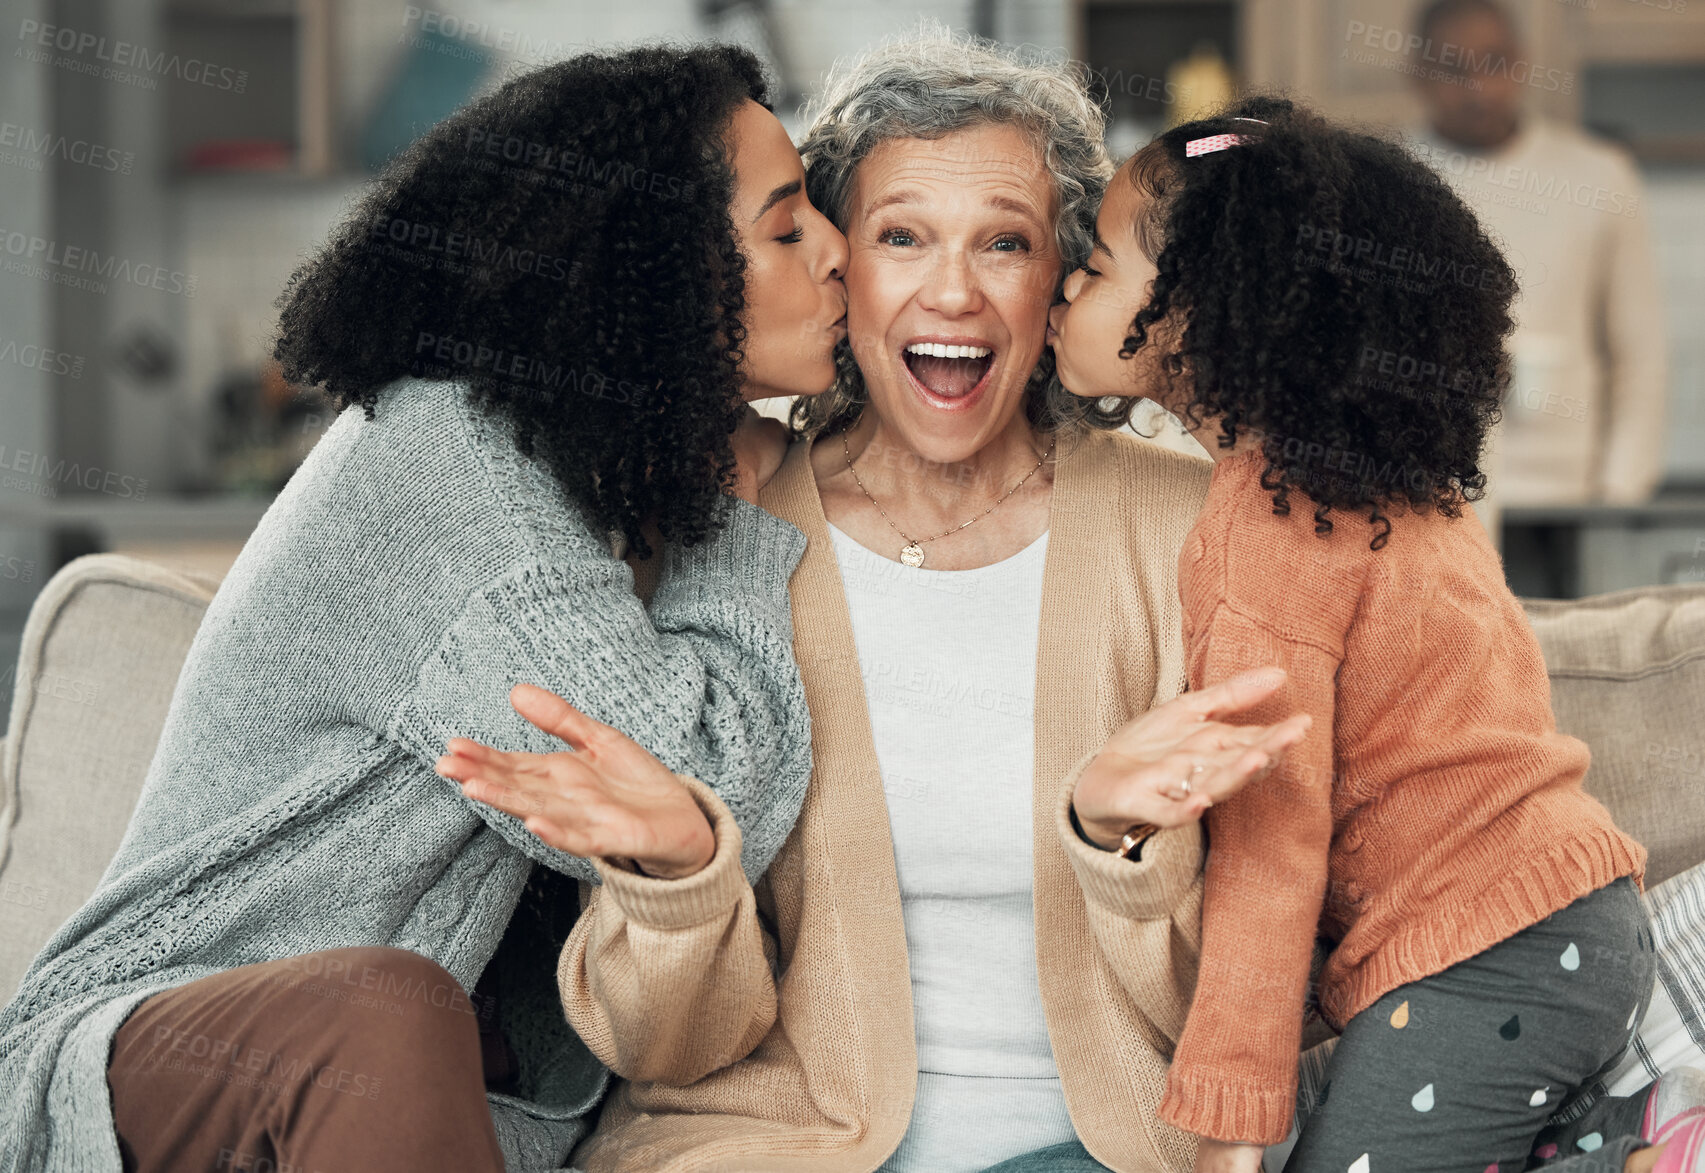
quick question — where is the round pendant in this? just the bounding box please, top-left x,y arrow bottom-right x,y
900,543 -> 925,568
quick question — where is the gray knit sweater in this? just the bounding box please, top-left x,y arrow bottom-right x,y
0,378 -> 812,1171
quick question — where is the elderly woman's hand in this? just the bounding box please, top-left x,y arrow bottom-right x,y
435,683 -> 717,880
1071,668 -> 1312,851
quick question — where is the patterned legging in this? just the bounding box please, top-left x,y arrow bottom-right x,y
985,876 -> 1658,1173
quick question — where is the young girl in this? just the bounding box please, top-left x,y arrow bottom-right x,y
1049,97 -> 1703,1173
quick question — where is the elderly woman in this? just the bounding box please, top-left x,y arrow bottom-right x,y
443,32 -> 1310,1173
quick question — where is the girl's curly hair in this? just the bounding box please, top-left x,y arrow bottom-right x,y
274,44 -> 769,557
1121,96 -> 1517,549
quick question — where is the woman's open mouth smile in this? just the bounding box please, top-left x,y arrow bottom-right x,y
900,337 -> 997,413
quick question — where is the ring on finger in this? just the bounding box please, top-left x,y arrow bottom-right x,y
1179,760 -> 1207,798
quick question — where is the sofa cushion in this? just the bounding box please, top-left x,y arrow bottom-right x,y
0,555 -> 217,1000
1522,582 -> 1705,889
1601,852 -> 1705,1097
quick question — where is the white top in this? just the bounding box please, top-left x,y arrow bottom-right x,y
827,523 -> 1074,1173
1407,119 -> 1668,515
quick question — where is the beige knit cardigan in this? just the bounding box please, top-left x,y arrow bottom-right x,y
559,428 -> 1222,1172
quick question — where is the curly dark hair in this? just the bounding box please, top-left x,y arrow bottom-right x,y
1119,95 -> 1516,549
274,44 -> 770,557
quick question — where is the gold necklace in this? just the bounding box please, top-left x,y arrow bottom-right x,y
840,433 -> 1053,568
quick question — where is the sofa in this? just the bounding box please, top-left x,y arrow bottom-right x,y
2,553 -> 1704,1009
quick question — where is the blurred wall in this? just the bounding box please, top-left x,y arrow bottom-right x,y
0,0 -> 55,639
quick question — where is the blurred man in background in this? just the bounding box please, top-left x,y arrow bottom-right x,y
1406,0 -> 1667,544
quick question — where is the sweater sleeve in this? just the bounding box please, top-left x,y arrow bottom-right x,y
558,774 -> 778,1083
1595,154 -> 1669,504
1054,751 -> 1206,1052
1156,602 -> 1338,1145
389,498 -> 813,886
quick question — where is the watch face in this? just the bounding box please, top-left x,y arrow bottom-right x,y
1118,825 -> 1158,859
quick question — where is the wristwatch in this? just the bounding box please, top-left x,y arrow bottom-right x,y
1116,823 -> 1160,861
1071,804 -> 1159,861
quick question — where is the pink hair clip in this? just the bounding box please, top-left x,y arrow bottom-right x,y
1184,117 -> 1270,158
1185,134 -> 1248,157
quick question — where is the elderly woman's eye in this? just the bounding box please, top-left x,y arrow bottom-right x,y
992,234 -> 1031,253
878,229 -> 916,247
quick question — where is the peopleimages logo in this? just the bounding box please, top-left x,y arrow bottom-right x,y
1411,141 -> 1642,218
1279,436 -> 1438,495
370,215 -> 574,282
0,226 -> 197,296
413,332 -> 649,407
16,20 -> 249,91
0,121 -> 135,174
401,6 -> 579,62
0,445 -> 148,499
1343,21 -> 1573,94
0,335 -> 84,378
1355,346 -> 1494,396
1294,223 -> 1503,293
462,128 -> 697,202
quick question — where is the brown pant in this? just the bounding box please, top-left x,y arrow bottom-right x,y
106,946 -> 505,1173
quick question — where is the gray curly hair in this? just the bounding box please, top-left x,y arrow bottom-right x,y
789,24 -> 1136,438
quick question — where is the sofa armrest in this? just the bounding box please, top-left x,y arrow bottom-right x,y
1524,582 -> 1705,888
0,555 -> 217,1000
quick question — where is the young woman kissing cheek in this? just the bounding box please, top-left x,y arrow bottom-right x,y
720,98 -> 850,499
726,99 -> 849,403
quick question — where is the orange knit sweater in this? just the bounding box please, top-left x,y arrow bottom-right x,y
1155,447 -> 1647,1145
